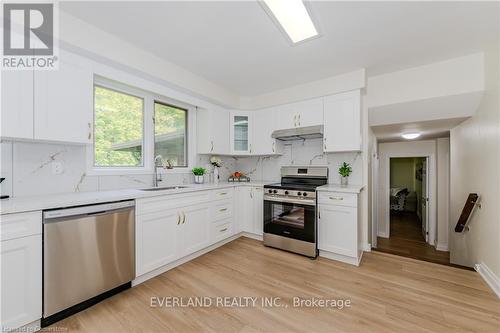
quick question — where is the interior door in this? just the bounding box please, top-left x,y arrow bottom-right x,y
421,157 -> 429,241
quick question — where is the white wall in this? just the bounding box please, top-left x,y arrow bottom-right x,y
436,137 -> 450,251
377,140 -> 439,245
367,53 -> 484,108
449,41 -> 500,277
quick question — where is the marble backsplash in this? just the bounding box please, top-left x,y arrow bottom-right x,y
0,139 -> 361,198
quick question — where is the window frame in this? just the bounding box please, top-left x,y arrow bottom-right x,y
87,77 -> 194,176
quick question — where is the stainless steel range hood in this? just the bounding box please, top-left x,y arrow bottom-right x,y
271,125 -> 323,141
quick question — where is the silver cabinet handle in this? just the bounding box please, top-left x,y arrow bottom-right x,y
298,114 -> 301,126
210,141 -> 214,152
219,208 -> 228,212
250,190 -> 253,198
181,211 -> 186,224
176,212 -> 181,225
272,141 -> 275,153
87,123 -> 92,140
219,192 -> 227,196
323,137 -> 327,150
249,143 -> 252,153
220,227 -> 228,232
329,196 -> 344,201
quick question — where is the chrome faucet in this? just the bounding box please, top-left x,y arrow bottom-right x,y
153,155 -> 173,187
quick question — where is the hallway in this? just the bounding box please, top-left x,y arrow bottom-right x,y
376,212 -> 451,266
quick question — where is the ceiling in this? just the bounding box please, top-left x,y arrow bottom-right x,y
61,1 -> 498,97
371,118 -> 469,143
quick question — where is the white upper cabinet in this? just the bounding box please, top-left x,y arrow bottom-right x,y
275,98 -> 323,130
230,111 -> 253,155
252,108 -> 282,155
197,107 -> 230,154
1,70 -> 34,140
323,90 -> 361,152
34,51 -> 93,144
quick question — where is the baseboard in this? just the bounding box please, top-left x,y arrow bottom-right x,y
475,263 -> 500,298
435,243 -> 449,251
241,232 -> 263,241
362,243 -> 372,252
133,234 -> 240,286
319,250 -> 360,266
377,232 -> 388,238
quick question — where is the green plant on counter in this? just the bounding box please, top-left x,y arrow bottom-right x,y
339,162 -> 352,177
192,167 -> 206,176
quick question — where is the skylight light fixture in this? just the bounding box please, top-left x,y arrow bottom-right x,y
262,0 -> 319,44
401,132 -> 421,140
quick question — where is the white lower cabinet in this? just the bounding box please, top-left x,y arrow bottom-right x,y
318,191 -> 361,266
136,188 -> 236,277
177,203 -> 211,257
136,208 -> 179,276
235,186 -> 263,236
252,187 -> 264,236
0,212 -> 42,331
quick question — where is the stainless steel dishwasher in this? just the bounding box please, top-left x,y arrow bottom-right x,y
42,200 -> 135,326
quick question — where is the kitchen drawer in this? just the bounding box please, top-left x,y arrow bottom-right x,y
211,188 -> 234,201
137,191 -> 210,216
210,219 -> 233,243
0,211 -> 42,241
318,192 -> 357,208
211,199 -> 233,222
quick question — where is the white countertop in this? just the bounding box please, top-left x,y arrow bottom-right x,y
0,181 -> 272,215
316,184 -> 365,193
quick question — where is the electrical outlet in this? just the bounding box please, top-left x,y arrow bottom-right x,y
51,161 -> 64,175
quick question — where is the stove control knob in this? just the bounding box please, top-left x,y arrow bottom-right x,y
273,190 -> 278,194
268,189 -> 273,194
303,192 -> 308,197
297,192 -> 302,196
284,191 -> 289,195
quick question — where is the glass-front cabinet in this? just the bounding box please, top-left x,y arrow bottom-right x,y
230,111 -> 252,154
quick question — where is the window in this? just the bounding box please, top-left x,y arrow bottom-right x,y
90,77 -> 193,175
94,85 -> 144,167
154,102 -> 188,167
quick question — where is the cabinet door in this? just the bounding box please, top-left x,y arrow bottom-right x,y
295,98 -> 323,127
136,209 -> 179,276
178,203 -> 211,256
318,205 -> 357,257
236,187 -> 254,233
252,187 -> 264,235
230,111 -> 252,154
1,70 -> 34,140
0,235 -> 42,329
275,104 -> 297,130
34,51 -> 93,144
252,108 -> 278,155
211,108 -> 230,154
323,90 -> 361,152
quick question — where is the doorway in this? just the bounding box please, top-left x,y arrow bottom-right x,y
376,157 -> 450,265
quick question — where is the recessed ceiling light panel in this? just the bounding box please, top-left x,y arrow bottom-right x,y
401,132 -> 421,140
262,0 -> 319,44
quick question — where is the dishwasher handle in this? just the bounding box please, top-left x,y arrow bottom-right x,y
43,200 -> 135,221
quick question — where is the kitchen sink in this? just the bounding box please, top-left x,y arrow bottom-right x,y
140,186 -> 189,191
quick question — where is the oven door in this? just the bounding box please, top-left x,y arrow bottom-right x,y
263,197 -> 316,243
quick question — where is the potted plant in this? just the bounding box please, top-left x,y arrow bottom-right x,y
339,162 -> 352,186
210,156 -> 222,184
192,167 -> 206,184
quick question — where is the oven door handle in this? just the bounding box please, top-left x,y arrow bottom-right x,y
264,196 -> 316,206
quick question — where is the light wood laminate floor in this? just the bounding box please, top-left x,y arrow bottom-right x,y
52,237 -> 499,333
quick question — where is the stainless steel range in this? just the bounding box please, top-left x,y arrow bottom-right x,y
263,166 -> 328,258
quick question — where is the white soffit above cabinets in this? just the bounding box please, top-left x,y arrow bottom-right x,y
60,2 -> 498,102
